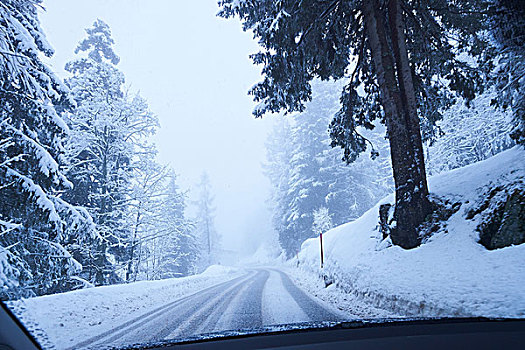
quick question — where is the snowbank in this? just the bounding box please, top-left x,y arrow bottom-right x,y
295,146 -> 525,318
8,266 -> 243,349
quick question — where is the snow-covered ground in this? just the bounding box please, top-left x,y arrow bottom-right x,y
285,265 -> 399,319
8,265 -> 242,349
7,265 -> 356,350
293,146 -> 525,318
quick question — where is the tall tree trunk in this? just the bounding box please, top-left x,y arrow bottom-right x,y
134,240 -> 143,282
362,0 -> 431,248
100,126 -> 108,224
94,241 -> 107,285
126,208 -> 141,282
387,0 -> 431,247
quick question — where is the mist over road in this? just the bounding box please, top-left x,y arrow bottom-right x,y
70,268 -> 344,349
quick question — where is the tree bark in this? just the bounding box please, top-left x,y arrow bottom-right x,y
362,0 -> 431,248
126,208 -> 141,282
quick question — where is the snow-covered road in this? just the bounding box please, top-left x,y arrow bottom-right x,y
66,268 -> 344,349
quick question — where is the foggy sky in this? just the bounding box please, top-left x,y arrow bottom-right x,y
39,0 -> 276,254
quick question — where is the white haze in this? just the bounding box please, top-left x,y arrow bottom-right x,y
39,0 -> 276,255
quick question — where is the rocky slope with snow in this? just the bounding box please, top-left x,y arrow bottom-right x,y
294,146 -> 525,318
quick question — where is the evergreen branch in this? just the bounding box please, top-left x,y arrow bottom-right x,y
349,30 -> 366,84
0,50 -> 30,59
297,0 -> 341,47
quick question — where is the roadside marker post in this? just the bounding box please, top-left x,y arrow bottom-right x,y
320,232 -> 324,268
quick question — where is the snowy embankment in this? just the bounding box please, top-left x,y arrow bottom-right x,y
8,265 -> 242,349
293,146 -> 525,318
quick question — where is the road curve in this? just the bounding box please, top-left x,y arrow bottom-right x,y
70,268 -> 344,349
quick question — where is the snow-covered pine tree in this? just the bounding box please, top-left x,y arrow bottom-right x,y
155,174 -> 198,278
284,84 -> 335,255
194,172 -> 219,270
310,81 -> 392,226
264,81 -> 391,257
0,0 -> 96,299
62,20 -> 125,285
312,207 -> 333,235
125,147 -> 168,282
219,0 -> 492,248
63,20 -> 158,285
488,0 -> 525,145
264,117 -> 297,256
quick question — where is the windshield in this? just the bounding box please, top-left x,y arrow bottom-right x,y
1,0 -> 524,349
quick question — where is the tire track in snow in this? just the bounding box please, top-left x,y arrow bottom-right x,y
214,269 -> 269,331
157,272 -> 257,340
262,269 -> 310,325
172,269 -> 269,337
67,271 -> 253,349
273,268 -> 343,322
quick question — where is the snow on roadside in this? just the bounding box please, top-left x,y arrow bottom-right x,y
294,146 -> 525,318
284,265 -> 398,319
7,265 -> 244,350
